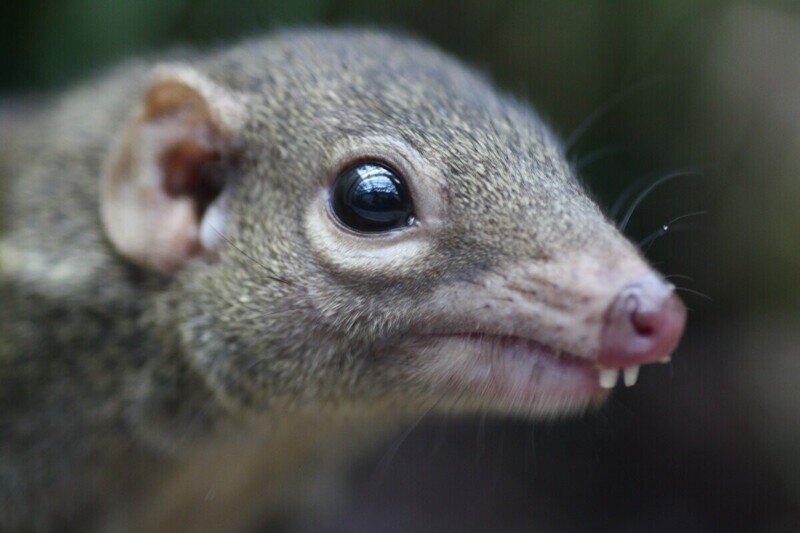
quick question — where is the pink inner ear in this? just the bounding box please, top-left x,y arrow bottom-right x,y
102,71 -> 242,274
161,140 -> 224,221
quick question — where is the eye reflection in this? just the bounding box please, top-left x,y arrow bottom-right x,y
330,162 -> 414,233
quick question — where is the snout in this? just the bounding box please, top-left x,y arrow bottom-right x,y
409,255 -> 689,413
598,275 -> 686,368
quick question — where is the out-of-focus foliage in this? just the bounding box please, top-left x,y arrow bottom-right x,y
2,1 -> 799,530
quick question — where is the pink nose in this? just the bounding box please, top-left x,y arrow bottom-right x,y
598,276 -> 686,367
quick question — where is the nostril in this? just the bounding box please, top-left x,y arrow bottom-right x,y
615,291 -> 660,337
632,318 -> 655,337
599,279 -> 687,368
630,304 -> 657,337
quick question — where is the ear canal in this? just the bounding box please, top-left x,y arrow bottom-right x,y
101,67 -> 243,273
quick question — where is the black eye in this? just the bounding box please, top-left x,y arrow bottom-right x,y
330,162 -> 415,233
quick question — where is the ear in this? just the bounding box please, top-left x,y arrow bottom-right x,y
101,65 -> 245,273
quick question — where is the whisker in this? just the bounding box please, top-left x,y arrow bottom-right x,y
638,210 -> 707,249
673,286 -> 713,301
609,174 -> 655,220
211,226 -> 294,286
619,170 -> 701,231
373,392 -> 447,478
564,77 -> 660,153
664,274 -> 694,282
573,146 -> 627,172
642,225 -> 696,252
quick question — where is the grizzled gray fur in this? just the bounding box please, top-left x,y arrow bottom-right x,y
0,30 -> 647,530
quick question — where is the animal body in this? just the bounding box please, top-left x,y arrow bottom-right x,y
0,29 -> 685,531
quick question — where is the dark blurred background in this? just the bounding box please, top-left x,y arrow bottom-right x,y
2,1 -> 799,531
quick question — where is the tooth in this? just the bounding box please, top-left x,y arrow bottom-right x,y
599,368 -> 619,389
623,365 -> 640,387
658,356 -> 671,364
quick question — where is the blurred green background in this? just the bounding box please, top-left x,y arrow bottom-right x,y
2,0 -> 799,531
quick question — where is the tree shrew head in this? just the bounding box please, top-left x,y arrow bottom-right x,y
100,30 -> 686,417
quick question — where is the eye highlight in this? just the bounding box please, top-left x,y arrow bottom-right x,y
330,162 -> 415,233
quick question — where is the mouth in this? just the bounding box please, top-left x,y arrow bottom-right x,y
415,332 -> 659,415
400,259 -> 686,415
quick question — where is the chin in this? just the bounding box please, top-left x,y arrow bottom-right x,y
410,335 -> 612,419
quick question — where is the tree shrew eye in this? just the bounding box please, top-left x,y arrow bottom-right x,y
330,161 -> 415,233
